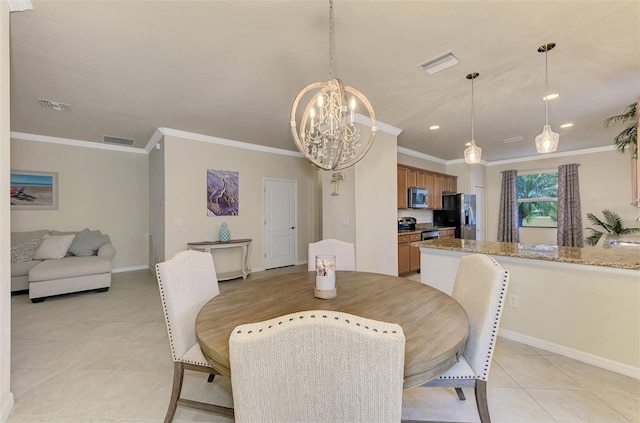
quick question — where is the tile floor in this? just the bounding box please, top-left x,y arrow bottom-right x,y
8,267 -> 640,422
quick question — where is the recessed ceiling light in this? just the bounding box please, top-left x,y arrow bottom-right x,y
560,123 -> 574,128
543,93 -> 559,101
429,125 -> 440,130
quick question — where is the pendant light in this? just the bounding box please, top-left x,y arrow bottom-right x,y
463,72 -> 482,164
290,0 -> 377,171
535,42 -> 559,154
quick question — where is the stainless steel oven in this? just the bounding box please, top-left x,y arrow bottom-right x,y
421,229 -> 440,241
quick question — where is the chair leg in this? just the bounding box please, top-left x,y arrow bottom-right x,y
475,379 -> 491,423
455,387 -> 466,400
165,362 -> 184,423
207,374 -> 215,383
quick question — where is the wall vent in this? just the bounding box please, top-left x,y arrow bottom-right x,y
103,135 -> 135,146
502,136 -> 525,144
417,50 -> 460,75
37,98 -> 72,112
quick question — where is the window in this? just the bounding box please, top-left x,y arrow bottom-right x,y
517,171 -> 558,228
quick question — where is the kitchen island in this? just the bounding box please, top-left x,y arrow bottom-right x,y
414,238 -> 640,378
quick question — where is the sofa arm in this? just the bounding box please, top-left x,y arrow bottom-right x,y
98,243 -> 116,260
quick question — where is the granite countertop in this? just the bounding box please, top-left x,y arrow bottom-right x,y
398,226 -> 456,236
412,238 -> 640,271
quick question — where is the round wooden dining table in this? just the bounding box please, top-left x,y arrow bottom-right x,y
195,271 -> 469,388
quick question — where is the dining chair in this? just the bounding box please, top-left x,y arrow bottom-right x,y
419,253 -> 510,423
229,310 -> 405,423
307,238 -> 356,271
155,250 -> 234,423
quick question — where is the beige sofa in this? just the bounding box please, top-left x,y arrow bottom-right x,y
11,229 -> 116,303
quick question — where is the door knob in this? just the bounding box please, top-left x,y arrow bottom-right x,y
290,226 -> 296,229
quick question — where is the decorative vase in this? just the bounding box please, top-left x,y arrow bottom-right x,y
219,222 -> 230,242
314,255 -> 336,299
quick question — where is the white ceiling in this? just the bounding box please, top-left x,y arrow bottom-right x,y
9,1 -> 640,162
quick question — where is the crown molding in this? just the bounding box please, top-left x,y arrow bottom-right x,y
144,128 -> 164,153
486,145 -> 617,166
10,132 -> 146,154
7,0 -> 32,12
397,146 -> 447,165
156,128 -> 303,158
355,114 -> 402,136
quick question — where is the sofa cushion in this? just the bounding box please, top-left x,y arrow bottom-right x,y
11,230 -> 49,242
68,228 -> 110,257
11,238 -> 41,263
11,259 -> 43,277
34,234 -> 75,260
29,256 -> 113,282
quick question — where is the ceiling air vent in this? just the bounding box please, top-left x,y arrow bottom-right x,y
103,135 -> 135,146
502,136 -> 524,144
37,98 -> 72,112
417,50 -> 460,75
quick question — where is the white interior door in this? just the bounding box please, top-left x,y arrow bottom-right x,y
474,185 -> 486,241
264,179 -> 297,269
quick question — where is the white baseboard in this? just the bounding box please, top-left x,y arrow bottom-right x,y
499,329 -> 640,380
112,265 -> 149,273
1,392 -> 14,423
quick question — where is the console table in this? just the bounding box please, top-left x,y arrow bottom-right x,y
187,239 -> 252,281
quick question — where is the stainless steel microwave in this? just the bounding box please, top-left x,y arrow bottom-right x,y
408,188 -> 429,208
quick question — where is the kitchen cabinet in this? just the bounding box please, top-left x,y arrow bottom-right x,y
443,176 -> 457,194
438,228 -> 456,239
433,175 -> 444,209
407,168 -> 418,188
398,233 -> 421,275
397,166 -> 408,208
397,164 -> 458,210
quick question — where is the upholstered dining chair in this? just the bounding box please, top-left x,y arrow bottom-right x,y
229,310 -> 405,423
155,250 -> 234,423
307,238 -> 356,271
420,254 -> 510,423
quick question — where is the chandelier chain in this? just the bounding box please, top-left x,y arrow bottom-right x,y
328,0 -> 335,81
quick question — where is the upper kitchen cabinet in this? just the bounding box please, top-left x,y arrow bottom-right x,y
397,166 -> 408,208
397,164 -> 458,209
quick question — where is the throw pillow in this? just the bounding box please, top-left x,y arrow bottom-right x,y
68,228 -> 110,257
10,238 -> 41,263
34,234 -> 75,260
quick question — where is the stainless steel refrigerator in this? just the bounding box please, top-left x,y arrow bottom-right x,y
433,193 -> 476,240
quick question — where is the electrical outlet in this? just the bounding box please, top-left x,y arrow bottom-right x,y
508,294 -> 519,308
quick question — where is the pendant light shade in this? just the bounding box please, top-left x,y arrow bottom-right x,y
535,43 -> 559,154
463,72 -> 482,164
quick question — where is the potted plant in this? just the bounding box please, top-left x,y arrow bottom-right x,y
603,102 -> 637,158
585,209 -> 640,246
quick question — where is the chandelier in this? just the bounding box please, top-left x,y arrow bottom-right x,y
535,42 -> 559,154
290,0 -> 377,171
463,72 -> 482,164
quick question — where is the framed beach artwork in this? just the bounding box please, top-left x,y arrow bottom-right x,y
10,170 -> 59,210
207,169 -> 238,216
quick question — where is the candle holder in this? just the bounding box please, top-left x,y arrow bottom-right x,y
314,255 -> 336,299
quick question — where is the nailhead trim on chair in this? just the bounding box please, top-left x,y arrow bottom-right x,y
155,264 -> 180,362
233,311 -> 401,335
155,263 -> 211,367
480,256 -> 509,381
436,256 -> 509,382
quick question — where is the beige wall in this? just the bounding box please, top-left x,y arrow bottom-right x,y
397,151 -> 446,173
148,137 -> 165,267
322,166 -> 356,243
486,148 -> 637,244
162,134 -> 319,271
447,162 -> 487,194
355,129 -> 398,275
1,2 -> 12,419
10,139 -> 149,269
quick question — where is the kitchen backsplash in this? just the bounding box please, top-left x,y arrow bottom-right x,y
398,208 -> 433,224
